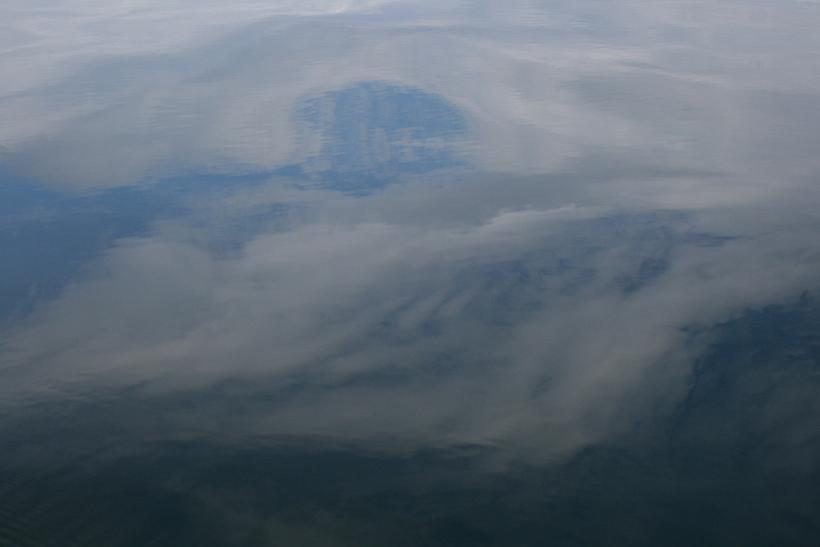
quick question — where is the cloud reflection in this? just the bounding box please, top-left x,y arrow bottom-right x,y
3,0 -> 820,189
4,172 -> 820,461
2,0 -> 820,468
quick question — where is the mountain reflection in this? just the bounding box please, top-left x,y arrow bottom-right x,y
2,1 -> 820,545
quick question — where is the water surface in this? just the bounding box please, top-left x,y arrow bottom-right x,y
2,1 -> 820,545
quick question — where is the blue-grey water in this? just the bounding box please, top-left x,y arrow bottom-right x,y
2,1 -> 820,545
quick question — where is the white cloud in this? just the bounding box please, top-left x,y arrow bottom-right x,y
5,0 -> 820,188
3,181 -> 820,460
3,0 -> 820,464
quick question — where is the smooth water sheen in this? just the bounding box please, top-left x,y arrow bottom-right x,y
2,1 -> 820,545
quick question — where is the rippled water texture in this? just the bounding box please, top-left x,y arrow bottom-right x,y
2,1 -> 820,545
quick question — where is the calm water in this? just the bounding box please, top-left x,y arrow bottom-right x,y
2,1 -> 820,545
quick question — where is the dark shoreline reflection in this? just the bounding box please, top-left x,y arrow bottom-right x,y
2,0 -> 820,545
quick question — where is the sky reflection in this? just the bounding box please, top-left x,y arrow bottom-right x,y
2,1 -> 820,545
